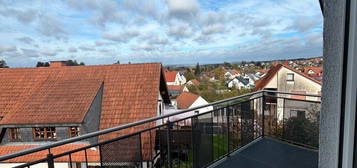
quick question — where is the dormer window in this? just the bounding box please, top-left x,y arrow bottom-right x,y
69,127 -> 80,137
9,128 -> 21,142
33,127 -> 57,141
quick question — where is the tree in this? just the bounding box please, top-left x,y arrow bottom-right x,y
213,67 -> 224,80
36,61 -> 50,67
185,71 -> 195,81
0,60 -> 9,68
66,60 -> 85,66
114,60 -> 120,64
223,62 -> 232,68
195,63 -> 201,76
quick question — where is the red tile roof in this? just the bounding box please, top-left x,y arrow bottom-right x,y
0,63 -> 168,160
0,144 -> 99,163
164,71 -> 178,82
167,85 -> 186,91
256,68 -> 269,74
176,92 -> 199,109
0,79 -> 103,124
254,64 -> 322,91
188,79 -> 200,85
304,66 -> 323,75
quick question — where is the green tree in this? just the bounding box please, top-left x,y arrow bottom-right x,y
223,62 -> 232,68
36,61 -> 50,67
185,71 -> 195,81
0,60 -> 9,68
114,60 -> 120,64
195,63 -> 201,76
66,60 -> 85,66
213,67 -> 224,80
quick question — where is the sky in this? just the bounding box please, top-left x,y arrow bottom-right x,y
0,0 -> 323,67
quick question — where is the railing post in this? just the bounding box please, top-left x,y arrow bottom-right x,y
227,106 -> 230,156
262,92 -> 265,137
166,120 -> 172,168
47,153 -> 55,168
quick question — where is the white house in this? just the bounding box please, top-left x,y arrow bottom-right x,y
164,70 -> 186,85
254,64 -> 322,121
243,73 -> 260,88
176,92 -> 213,114
224,70 -> 240,79
227,76 -> 250,89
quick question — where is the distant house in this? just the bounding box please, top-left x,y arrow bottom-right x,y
0,62 -> 171,167
255,68 -> 269,77
304,66 -> 323,81
186,79 -> 200,86
176,92 -> 213,114
254,64 -> 322,121
227,76 -> 250,89
224,70 -> 240,79
167,85 -> 189,97
254,64 -> 322,98
243,73 -> 260,88
164,70 -> 186,85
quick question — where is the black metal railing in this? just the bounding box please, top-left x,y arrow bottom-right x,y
0,90 -> 321,168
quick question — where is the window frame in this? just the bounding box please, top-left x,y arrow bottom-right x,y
32,127 -> 57,141
286,73 -> 295,81
68,126 -> 80,137
9,128 -> 21,142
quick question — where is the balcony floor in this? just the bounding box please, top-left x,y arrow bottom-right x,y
214,137 -> 318,168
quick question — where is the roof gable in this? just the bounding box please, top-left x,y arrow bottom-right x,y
176,92 -> 199,109
254,64 -> 322,91
164,71 -> 178,82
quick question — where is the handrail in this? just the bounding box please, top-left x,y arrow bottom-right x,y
0,90 -> 321,161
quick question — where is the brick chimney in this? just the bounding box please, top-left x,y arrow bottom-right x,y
50,61 -> 67,67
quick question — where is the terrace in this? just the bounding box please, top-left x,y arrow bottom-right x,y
0,90 -> 321,168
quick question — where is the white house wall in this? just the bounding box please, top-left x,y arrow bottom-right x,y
189,97 -> 214,115
262,66 -> 322,121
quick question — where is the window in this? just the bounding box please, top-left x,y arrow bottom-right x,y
9,128 -> 21,142
287,73 -> 294,81
33,127 -> 57,140
291,110 -> 306,119
69,127 -> 80,137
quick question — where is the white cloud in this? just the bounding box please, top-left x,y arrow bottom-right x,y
202,24 -> 225,35
0,0 -> 323,67
0,45 -> 17,53
103,29 -> 140,42
167,0 -> 200,20
40,50 -> 57,56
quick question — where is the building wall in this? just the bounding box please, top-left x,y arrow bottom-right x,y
189,97 -> 214,114
262,66 -> 322,121
319,0 -> 346,167
80,84 -> 103,144
276,67 -> 321,99
1,126 -> 75,144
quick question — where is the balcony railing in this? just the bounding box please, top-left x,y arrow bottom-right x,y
0,90 -> 321,168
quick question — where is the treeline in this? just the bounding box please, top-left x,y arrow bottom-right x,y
36,60 -> 85,67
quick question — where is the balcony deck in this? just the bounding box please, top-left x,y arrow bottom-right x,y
214,137 -> 318,168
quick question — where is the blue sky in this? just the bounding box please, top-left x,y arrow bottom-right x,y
0,0 -> 323,67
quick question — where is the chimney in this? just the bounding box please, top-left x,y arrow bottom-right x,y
50,61 -> 67,67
